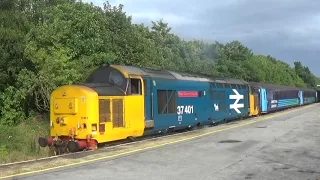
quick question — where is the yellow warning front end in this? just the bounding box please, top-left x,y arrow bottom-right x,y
37,85 -> 99,154
50,85 -> 99,139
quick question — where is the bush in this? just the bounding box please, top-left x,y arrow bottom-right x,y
0,119 -> 50,164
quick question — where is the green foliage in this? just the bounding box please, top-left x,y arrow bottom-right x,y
294,61 -> 320,88
21,1 -> 118,113
0,0 -> 318,127
0,120 -> 49,164
215,41 -> 253,79
0,145 -> 8,158
0,0 -> 34,125
242,55 -> 305,87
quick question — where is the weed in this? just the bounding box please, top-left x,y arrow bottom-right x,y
0,119 -> 50,164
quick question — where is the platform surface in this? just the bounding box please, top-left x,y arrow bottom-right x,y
2,104 -> 320,180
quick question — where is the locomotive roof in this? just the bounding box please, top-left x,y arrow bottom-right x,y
112,64 -> 248,85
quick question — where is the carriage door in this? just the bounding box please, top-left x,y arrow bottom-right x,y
261,88 -> 268,113
298,91 -> 303,105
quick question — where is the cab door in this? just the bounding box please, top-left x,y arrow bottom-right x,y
126,75 -> 145,136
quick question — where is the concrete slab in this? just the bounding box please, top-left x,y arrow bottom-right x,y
3,104 -> 320,180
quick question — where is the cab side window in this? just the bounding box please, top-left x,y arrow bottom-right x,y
131,78 -> 142,95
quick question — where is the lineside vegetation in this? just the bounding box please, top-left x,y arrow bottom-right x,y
0,0 -> 319,163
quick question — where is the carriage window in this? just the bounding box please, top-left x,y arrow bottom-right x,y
130,79 -> 141,95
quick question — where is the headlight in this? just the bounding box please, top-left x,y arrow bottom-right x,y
92,124 -> 97,131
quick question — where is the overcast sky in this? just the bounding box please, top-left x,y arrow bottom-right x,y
83,0 -> 320,77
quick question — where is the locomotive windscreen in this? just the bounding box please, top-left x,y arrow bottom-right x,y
85,66 -> 128,92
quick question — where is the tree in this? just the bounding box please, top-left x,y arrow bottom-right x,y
294,61 -> 320,87
215,41 -> 253,79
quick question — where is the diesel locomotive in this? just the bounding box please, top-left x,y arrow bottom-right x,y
38,64 -> 318,154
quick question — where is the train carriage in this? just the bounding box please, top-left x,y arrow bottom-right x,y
301,88 -> 317,105
249,82 -> 301,113
249,82 -> 317,114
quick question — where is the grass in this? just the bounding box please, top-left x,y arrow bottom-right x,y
0,119 -> 52,164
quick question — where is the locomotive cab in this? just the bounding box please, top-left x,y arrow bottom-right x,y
85,65 -> 145,142
39,65 -> 145,154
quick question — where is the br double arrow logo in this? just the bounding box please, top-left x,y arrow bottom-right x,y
229,89 -> 244,114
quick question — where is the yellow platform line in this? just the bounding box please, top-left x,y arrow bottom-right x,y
0,104 -> 315,179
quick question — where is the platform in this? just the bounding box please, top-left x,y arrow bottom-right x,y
1,104 -> 320,180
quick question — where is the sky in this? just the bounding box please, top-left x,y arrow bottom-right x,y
82,0 -> 320,77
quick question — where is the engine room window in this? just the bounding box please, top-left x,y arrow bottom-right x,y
157,90 -> 177,114
130,78 -> 142,95
231,84 -> 238,89
216,83 -> 224,88
167,90 -> 176,113
99,99 -> 111,123
224,84 -> 231,88
157,90 -> 166,114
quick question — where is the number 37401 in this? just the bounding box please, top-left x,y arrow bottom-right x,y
177,105 -> 194,115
